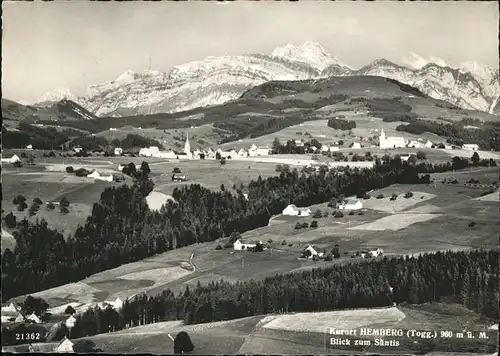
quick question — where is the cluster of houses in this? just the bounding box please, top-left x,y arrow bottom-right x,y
1,303 -> 41,324
300,246 -> 383,260
281,199 -> 363,217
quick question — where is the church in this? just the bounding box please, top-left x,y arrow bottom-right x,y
184,132 -> 193,159
379,129 -> 406,149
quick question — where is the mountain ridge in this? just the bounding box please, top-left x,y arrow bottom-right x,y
31,42 -> 499,117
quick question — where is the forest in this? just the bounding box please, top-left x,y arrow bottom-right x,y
327,117 -> 357,130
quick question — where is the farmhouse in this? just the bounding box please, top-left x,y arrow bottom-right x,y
26,313 -> 41,324
238,148 -> 247,157
303,245 -> 324,259
1,303 -> 20,313
462,143 -> 479,151
233,239 -> 257,251
282,204 -> 312,216
338,199 -> 363,210
228,149 -> 238,158
155,150 -> 177,159
26,144 -> 33,150
350,142 -> 362,149
407,140 -> 424,148
87,171 -> 113,182
248,145 -> 270,156
114,147 -> 123,156
13,313 -> 25,323
1,154 -> 21,164
65,315 -> 76,329
361,248 -> 384,258
139,146 -> 160,157
400,154 -> 411,162
73,147 -> 83,153
294,139 -> 305,147
379,129 -> 406,149
55,337 -> 74,353
424,140 -> 433,148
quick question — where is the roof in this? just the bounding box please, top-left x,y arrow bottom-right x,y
342,199 -> 361,205
234,239 -> 256,246
284,204 -> 310,212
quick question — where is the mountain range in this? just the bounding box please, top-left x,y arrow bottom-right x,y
32,41 -> 500,117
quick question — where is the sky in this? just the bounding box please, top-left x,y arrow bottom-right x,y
2,1 -> 498,103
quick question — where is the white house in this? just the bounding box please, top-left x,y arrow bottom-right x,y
462,144 -> 479,151
303,245 -> 324,259
139,146 -> 160,157
444,144 -> 453,150
87,171 -> 113,182
424,140 -> 433,148
338,199 -> 363,210
114,147 -> 123,156
65,315 -> 76,329
154,150 -> 177,159
407,140 -> 424,148
112,298 -> 123,309
1,303 -> 20,313
229,149 -> 238,158
26,313 -> 41,324
55,337 -> 74,353
14,313 -> 25,323
233,239 -> 257,251
370,248 -> 384,257
1,154 -> 21,164
25,144 -> 33,150
379,129 -> 406,149
102,297 -> 123,310
282,204 -> 312,216
109,128 -> 117,131
118,164 -> 125,172
350,142 -> 362,149
400,154 -> 411,162
73,147 -> 83,153
238,148 -> 247,157
255,146 -> 270,156
294,139 -> 305,147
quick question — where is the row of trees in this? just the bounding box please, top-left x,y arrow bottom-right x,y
327,117 -> 357,130
2,156 -> 434,301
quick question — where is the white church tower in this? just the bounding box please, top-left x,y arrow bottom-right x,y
184,132 -> 192,158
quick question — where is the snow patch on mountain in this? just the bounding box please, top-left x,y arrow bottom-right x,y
271,41 -> 351,71
35,87 -> 80,106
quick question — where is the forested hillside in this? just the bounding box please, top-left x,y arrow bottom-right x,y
3,154 -> 493,302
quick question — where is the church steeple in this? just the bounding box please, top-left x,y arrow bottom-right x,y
184,132 -> 191,155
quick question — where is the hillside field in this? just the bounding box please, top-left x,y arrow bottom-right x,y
27,303 -> 493,355
7,171 -> 499,314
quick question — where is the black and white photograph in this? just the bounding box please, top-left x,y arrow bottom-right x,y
1,1 -> 499,354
